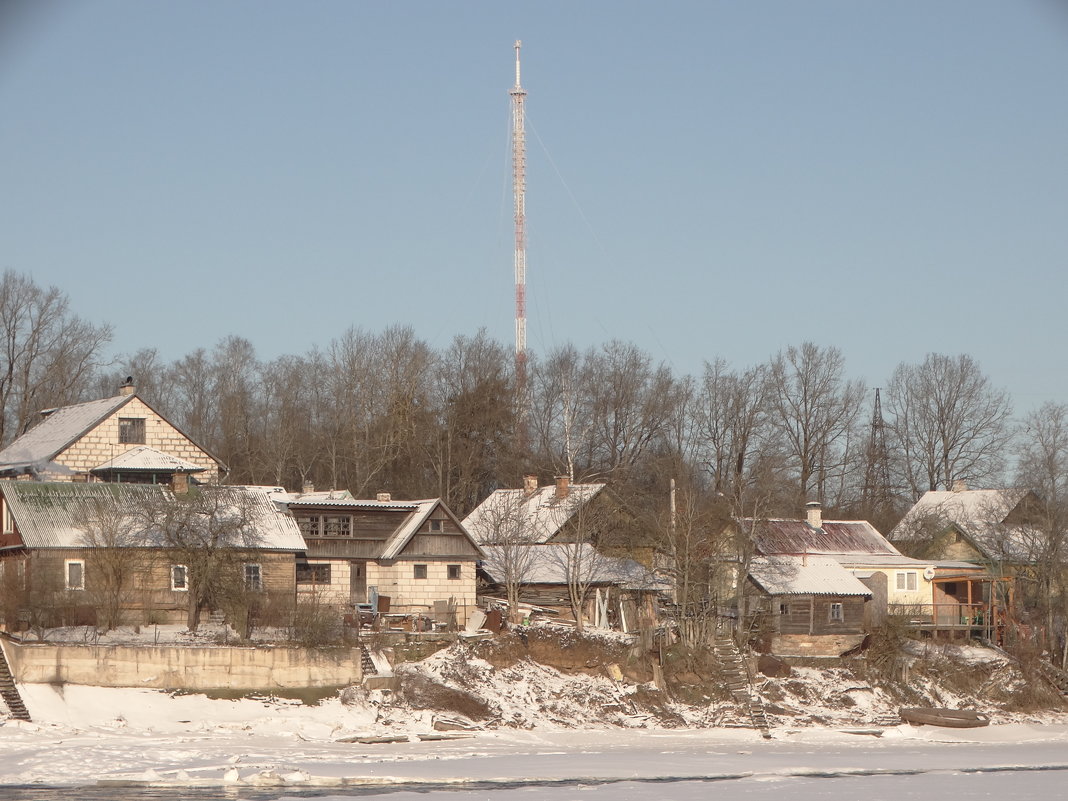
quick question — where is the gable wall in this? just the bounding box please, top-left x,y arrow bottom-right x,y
54,397 -> 220,482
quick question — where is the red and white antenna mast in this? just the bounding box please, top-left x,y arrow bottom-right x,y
510,39 -> 528,392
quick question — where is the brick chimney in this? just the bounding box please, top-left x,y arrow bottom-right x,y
118,376 -> 136,396
951,480 -> 968,493
302,480 -> 315,495
376,492 -> 392,502
805,501 -> 822,530
172,473 -> 189,495
523,475 -> 538,495
554,475 -> 570,500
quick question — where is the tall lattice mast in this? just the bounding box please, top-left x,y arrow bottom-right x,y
510,39 -> 528,391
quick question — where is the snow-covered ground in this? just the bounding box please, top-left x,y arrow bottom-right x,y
4,682 -> 1068,797
4,627 -> 1068,797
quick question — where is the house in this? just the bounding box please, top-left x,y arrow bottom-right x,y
889,487 -> 1045,574
462,475 -> 608,546
738,502 -> 1001,640
0,481 -> 304,629
0,380 -> 225,487
273,488 -> 484,627
744,555 -> 872,657
479,542 -> 663,631
464,475 -> 659,629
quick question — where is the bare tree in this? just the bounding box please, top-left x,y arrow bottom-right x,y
547,501 -> 612,632
885,353 -> 1012,497
0,270 -> 112,445
768,343 -> 865,507
475,493 -> 542,624
1016,402 -> 1068,663
78,488 -> 156,632
140,487 -> 264,631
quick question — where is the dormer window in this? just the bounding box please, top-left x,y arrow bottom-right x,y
118,417 -> 146,444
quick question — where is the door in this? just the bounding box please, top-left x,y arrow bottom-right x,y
349,560 -> 367,603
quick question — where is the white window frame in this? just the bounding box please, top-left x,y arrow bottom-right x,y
65,559 -> 85,591
170,564 -> 188,591
244,563 -> 263,591
829,602 -> 844,622
2,502 -> 15,535
896,571 -> 918,592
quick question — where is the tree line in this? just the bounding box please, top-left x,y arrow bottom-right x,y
4,270 -> 1066,535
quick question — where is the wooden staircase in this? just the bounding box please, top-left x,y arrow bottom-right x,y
1037,659 -> 1068,701
712,632 -> 771,738
0,639 -> 31,722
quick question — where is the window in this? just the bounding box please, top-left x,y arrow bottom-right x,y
170,564 -> 188,591
829,602 -> 844,622
413,564 -> 428,580
429,519 -> 444,533
244,563 -> 262,590
3,502 -> 15,535
296,514 -> 352,538
779,603 -> 789,616
296,563 -> 332,584
447,564 -> 461,580
118,417 -> 146,444
65,559 -> 85,591
896,571 -> 918,592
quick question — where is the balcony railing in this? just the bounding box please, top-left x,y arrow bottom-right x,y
889,602 -> 996,627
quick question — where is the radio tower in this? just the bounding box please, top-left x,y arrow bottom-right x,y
510,39 -> 528,397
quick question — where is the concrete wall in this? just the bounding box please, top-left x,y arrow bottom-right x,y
2,640 -> 362,689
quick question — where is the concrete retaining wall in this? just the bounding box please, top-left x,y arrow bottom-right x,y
1,640 -> 363,689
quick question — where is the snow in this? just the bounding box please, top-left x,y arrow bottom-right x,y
3,631 -> 1068,795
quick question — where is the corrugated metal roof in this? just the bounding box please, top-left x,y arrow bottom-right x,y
480,543 -> 664,590
463,483 -> 606,545
749,555 -> 873,597
0,395 -> 132,468
91,446 -> 206,473
742,518 -> 902,557
1,481 -> 305,551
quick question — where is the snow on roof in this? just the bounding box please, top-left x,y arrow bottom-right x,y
891,489 -> 1030,540
0,481 -> 306,551
0,394 -> 132,468
463,483 -> 606,545
480,543 -> 663,590
748,555 -> 873,597
91,446 -> 206,473
741,518 -> 901,557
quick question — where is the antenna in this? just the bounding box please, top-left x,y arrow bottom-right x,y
510,39 -> 528,396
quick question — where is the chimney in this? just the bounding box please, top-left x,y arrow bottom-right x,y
951,480 -> 968,493
554,475 -> 570,500
118,376 -> 136,396
523,474 -> 538,495
376,492 -> 392,502
302,480 -> 315,495
805,501 -> 822,530
172,473 -> 189,495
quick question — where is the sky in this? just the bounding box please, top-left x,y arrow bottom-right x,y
1,1 -> 1066,414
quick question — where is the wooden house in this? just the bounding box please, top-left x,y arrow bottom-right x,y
277,489 -> 484,626
744,555 -> 872,656
0,481 -> 303,629
0,380 -> 225,487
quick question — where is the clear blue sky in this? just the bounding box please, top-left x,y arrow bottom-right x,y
1,1 -> 1066,413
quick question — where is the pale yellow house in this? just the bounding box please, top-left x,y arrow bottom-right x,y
0,380 -> 224,487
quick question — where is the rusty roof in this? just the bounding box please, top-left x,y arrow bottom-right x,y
740,518 -> 902,557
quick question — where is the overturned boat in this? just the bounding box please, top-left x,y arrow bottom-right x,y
898,707 -> 991,728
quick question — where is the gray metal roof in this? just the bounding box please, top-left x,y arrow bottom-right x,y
749,555 -> 873,597
480,543 -> 664,590
742,518 -> 902,557
1,481 -> 306,551
91,446 -> 206,473
0,395 -> 132,468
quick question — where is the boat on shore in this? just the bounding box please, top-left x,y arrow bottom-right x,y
898,707 -> 990,728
